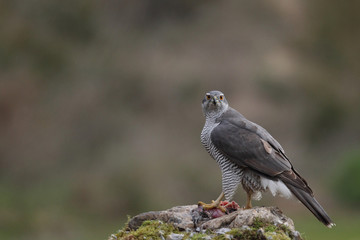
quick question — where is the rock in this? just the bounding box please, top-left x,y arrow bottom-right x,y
111,205 -> 303,240
128,205 -> 195,230
166,233 -> 184,240
215,227 -> 231,235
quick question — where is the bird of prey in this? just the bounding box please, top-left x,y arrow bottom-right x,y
198,90 -> 335,228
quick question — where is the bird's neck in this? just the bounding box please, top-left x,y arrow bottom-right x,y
201,114 -> 219,141
204,109 -> 224,122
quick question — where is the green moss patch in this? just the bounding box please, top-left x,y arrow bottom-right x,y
111,220 -> 180,239
224,217 -> 295,240
109,218 -> 301,240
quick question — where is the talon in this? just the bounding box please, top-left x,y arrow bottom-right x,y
198,201 -> 217,209
198,201 -> 227,212
198,192 -> 226,212
218,205 -> 227,212
197,201 -> 207,207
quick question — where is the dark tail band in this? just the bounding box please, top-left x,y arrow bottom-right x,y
286,184 -> 335,228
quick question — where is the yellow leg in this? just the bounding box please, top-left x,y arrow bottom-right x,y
245,191 -> 252,209
198,192 -> 226,212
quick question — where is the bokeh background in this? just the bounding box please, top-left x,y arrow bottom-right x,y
1,1 -> 360,239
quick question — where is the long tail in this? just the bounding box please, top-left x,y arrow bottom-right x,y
286,184 -> 335,228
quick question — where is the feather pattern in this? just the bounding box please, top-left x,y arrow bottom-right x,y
208,107 -> 333,227
201,91 -> 334,227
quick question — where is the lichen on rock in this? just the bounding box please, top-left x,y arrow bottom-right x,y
109,205 -> 303,240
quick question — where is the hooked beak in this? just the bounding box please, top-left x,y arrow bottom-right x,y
212,96 -> 220,105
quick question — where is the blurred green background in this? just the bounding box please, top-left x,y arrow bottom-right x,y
1,1 -> 360,239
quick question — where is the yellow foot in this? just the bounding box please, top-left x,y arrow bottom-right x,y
198,200 -> 227,212
243,201 -> 252,210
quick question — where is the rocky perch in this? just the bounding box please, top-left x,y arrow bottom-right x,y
109,205 -> 303,240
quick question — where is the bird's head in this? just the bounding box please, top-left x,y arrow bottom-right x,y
202,90 -> 229,117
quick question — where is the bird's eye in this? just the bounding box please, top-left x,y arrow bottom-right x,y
206,94 -> 211,100
219,95 -> 224,100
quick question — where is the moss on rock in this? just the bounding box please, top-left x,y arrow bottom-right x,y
111,220 -> 180,239
109,218 -> 301,240
109,206 -> 302,240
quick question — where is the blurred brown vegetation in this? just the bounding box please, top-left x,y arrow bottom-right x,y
0,1 -> 360,240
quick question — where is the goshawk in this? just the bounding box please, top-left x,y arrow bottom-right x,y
199,90 -> 334,228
